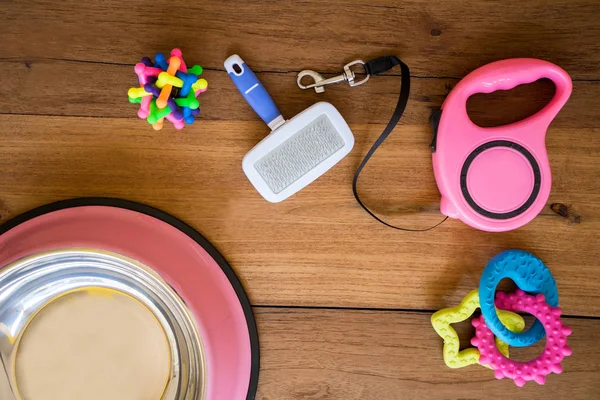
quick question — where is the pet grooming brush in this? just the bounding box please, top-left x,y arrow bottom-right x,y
225,54 -> 354,203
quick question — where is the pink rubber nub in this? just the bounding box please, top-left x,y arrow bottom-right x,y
471,290 -> 572,387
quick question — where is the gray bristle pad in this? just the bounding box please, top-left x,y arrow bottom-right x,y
254,114 -> 345,194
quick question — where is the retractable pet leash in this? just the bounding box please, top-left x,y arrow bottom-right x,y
299,57 -> 572,232
431,59 -> 572,232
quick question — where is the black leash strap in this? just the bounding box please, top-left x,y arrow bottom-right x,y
352,56 -> 448,231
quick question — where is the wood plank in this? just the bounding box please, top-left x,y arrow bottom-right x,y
1,0 -> 600,79
255,308 -> 600,399
1,115 -> 599,315
2,58 -> 599,129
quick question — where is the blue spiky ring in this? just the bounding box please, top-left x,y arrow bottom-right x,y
479,250 -> 559,347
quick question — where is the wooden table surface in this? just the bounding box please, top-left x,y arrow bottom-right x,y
2,0 -> 600,398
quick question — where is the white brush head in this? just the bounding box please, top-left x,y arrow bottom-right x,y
243,102 -> 354,202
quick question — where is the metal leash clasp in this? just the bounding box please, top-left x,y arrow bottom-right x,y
297,60 -> 370,93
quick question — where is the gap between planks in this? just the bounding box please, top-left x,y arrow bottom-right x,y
254,304 -> 600,321
1,56 -> 599,82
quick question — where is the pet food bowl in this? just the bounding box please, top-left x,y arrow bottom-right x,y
0,198 -> 259,400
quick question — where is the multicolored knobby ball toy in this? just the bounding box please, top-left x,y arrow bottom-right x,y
128,48 -> 208,130
431,250 -> 572,387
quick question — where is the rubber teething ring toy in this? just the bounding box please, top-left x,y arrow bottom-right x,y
431,289 -> 525,369
472,290 -> 572,387
479,250 -> 558,347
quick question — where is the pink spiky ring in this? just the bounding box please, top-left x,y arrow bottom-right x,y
471,290 -> 572,387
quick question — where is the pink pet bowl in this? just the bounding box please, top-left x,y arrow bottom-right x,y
0,198 -> 259,400
431,59 -> 572,231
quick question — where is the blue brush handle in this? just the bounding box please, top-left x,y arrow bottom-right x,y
225,55 -> 283,128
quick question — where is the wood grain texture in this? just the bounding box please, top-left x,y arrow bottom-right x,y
255,308 -> 600,399
1,116 -> 599,315
2,58 -> 600,129
1,0 -> 600,79
2,0 -> 600,397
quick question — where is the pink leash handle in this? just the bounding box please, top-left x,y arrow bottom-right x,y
433,58 -> 573,232
444,58 -> 572,129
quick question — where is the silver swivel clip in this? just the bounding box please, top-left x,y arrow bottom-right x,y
297,60 -> 370,93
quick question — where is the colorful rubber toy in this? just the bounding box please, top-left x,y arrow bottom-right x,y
432,250 -> 572,387
472,290 -> 572,387
431,289 -> 525,369
479,250 -> 558,347
128,48 -> 208,131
